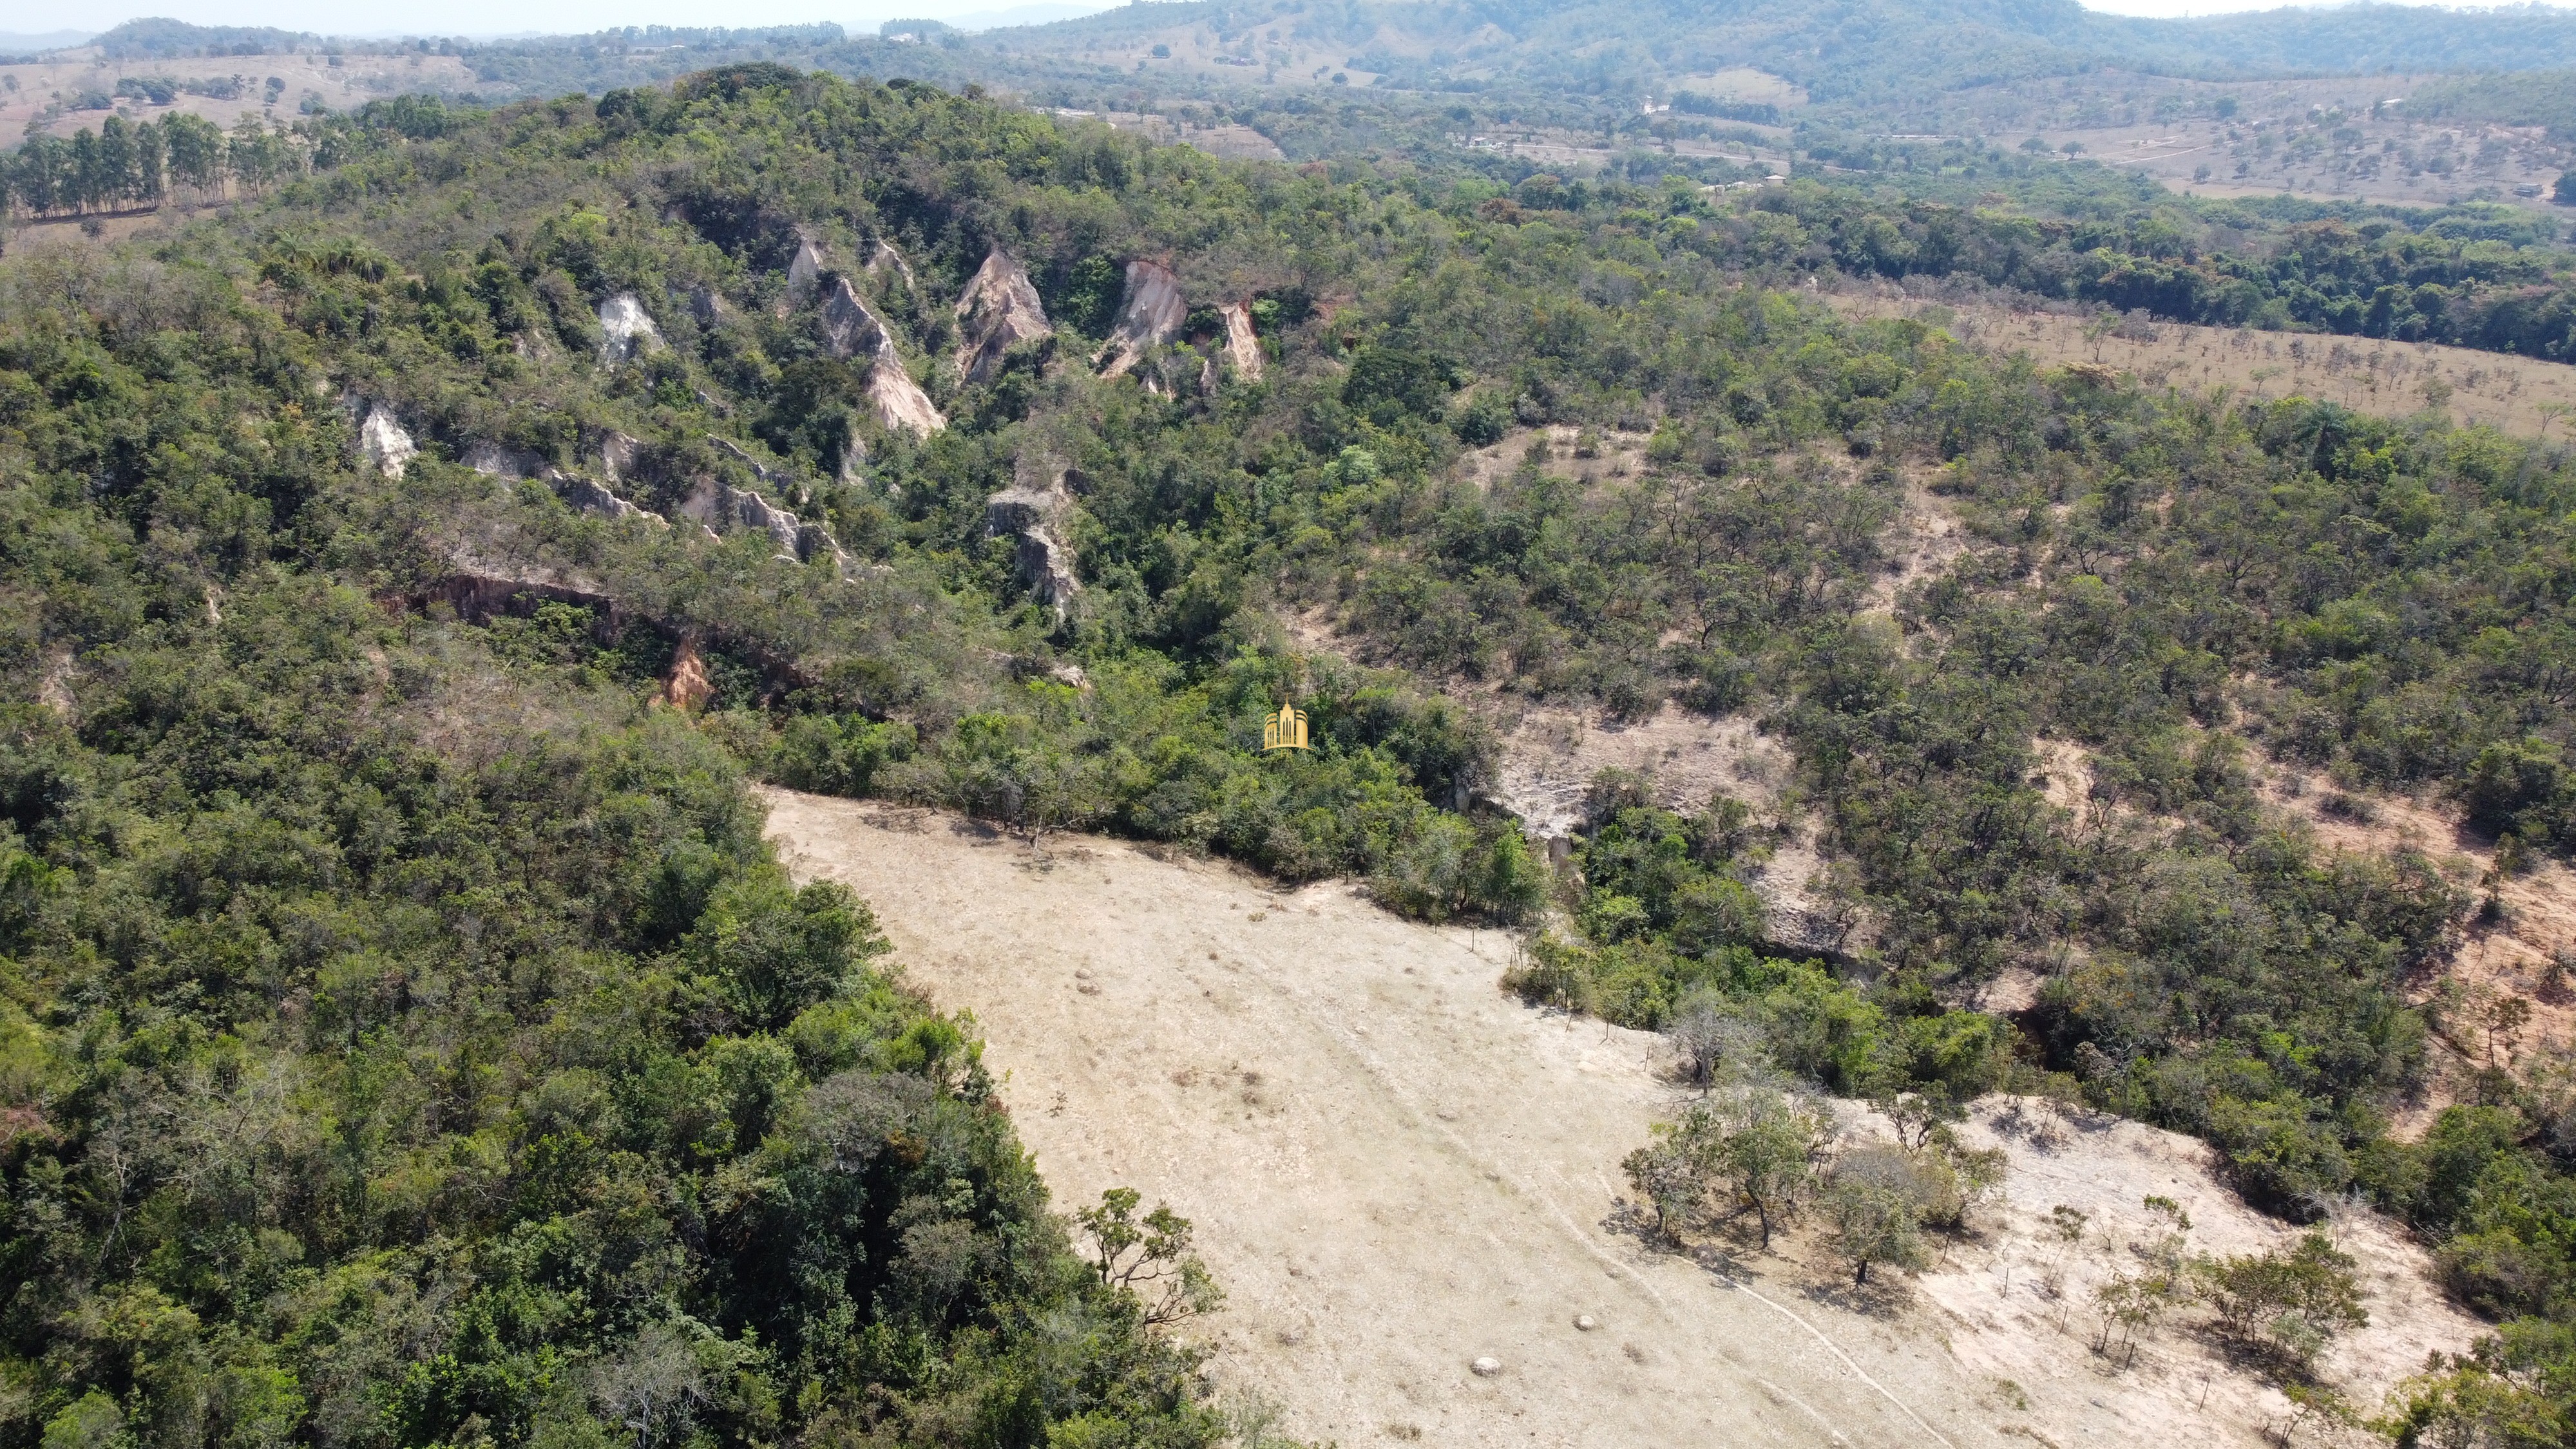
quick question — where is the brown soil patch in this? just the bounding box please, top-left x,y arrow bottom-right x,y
1487,701 -> 1793,837
763,790 -> 2470,1446
1830,287 -> 2576,439
2029,739 -> 2095,814
5,206 -> 197,253
1869,465 -> 1969,614
1448,424 -> 1651,493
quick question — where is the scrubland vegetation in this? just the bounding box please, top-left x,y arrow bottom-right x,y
9,50 -> 2576,1446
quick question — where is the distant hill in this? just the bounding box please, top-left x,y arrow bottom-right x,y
92,17 -> 316,58
0,30 -> 93,53
54,1 -> 2576,129
978,0 -> 2576,102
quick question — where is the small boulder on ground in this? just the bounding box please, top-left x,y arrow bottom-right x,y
1470,1356 -> 1502,1378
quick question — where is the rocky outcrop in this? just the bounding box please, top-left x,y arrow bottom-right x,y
785,231 -> 827,303
1095,260 -> 1187,379
680,477 -> 854,574
868,366 -> 946,437
984,469 -> 1081,620
820,276 -> 892,360
688,285 -> 729,325
953,249 -> 1051,384
837,423 -> 868,487
866,238 -> 916,290
711,436 -> 803,499
463,435 -> 663,524
597,293 -> 663,363
463,440 -> 546,479
600,431 -> 645,484
1221,301 -> 1264,381
358,404 -> 417,478
821,276 -> 946,436
560,476 -> 663,525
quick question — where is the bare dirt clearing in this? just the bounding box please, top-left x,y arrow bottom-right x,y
763,788 -> 2470,1448
1486,701 -> 1792,837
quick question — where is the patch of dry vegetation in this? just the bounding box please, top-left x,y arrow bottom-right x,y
1830,284 -> 2576,437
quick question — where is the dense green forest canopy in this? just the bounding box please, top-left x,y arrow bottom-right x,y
6,60 -> 2576,1443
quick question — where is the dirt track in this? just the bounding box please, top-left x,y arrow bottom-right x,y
773,789 -> 2329,1448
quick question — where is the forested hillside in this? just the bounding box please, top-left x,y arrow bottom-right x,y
6,61 -> 2576,1444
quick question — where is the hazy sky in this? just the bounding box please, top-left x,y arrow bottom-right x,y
6,0 -> 2566,41
9,0 -> 1104,39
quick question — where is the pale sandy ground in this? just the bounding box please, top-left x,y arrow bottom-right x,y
1927,1101 -> 2485,1445
763,788 -> 2480,1448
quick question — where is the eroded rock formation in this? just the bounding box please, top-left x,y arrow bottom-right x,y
984,467 -> 1082,620
679,477 -> 853,574
954,249 -> 1051,384
1095,259 -> 1187,378
785,230 -> 827,303
660,634 -> 714,711
463,440 -> 546,479
560,476 -> 664,526
357,404 -> 417,478
1221,301 -> 1264,381
597,293 -> 663,363
866,238 -> 916,290
464,437 -> 663,524
821,276 -> 947,436
711,437 -> 803,498
600,431 -> 644,484
820,275 -> 892,359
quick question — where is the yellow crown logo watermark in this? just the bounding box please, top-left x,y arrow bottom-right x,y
1262,703 -> 1310,752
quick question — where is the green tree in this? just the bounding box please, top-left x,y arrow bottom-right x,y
1714,1085 -> 1834,1249
1076,1188 -> 1225,1330
2198,1233 -> 2370,1372
1821,1148 -> 1933,1286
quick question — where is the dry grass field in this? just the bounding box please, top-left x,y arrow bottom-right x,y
1938,71 -> 2570,214
0,48 -> 477,143
1830,283 -> 2576,437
